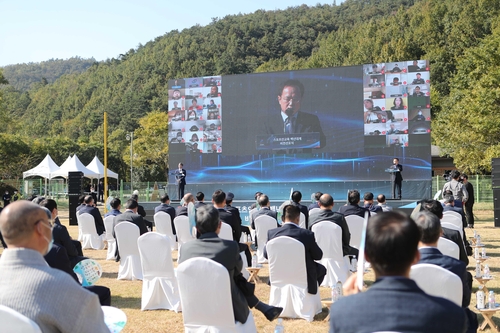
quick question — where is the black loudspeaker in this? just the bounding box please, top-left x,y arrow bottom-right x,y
493,189 -> 500,227
68,172 -> 83,225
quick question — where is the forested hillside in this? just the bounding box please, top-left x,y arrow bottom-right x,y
0,0 -> 499,180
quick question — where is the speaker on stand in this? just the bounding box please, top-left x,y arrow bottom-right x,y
68,171 -> 83,226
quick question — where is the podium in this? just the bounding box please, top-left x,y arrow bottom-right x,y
385,167 -> 400,199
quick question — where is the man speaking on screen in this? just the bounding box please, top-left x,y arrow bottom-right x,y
263,79 -> 326,149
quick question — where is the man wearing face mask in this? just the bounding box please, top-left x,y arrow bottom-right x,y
263,79 -> 326,149
0,201 -> 109,333
412,109 -> 426,121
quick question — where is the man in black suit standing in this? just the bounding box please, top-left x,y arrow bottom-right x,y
391,157 -> 403,199
178,205 -> 282,323
77,195 -> 105,235
263,79 -> 326,149
264,204 -> 326,295
114,199 -> 148,235
338,190 -> 370,218
329,212 -> 466,333
154,194 -> 176,235
461,174 -> 475,228
176,163 -> 186,200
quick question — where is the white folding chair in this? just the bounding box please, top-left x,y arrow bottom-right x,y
267,236 -> 322,321
248,208 -> 258,242
309,208 -> 320,215
174,216 -> 195,253
177,257 -> 257,333
441,214 -> 463,229
115,222 -> 143,280
154,212 -> 178,251
219,222 -> 234,241
443,210 -> 462,221
437,237 -> 460,259
78,213 -> 105,250
311,221 -> 350,287
345,215 -> 364,249
240,252 -> 250,280
0,305 -> 42,333
299,213 -> 306,229
254,215 -> 277,263
138,232 -> 181,311
410,263 -> 462,306
104,216 -> 117,260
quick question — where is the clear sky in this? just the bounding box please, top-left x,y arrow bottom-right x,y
0,0 -> 342,67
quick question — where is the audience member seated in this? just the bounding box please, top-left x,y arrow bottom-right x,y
443,195 -> 467,228
176,193 -> 195,217
76,194 -> 86,212
309,193 -> 358,259
154,194 -> 176,235
226,192 -> 251,241
338,190 -> 370,218
0,201 -> 109,332
40,199 -> 86,267
250,192 -> 263,210
104,198 -> 122,217
329,211 -> 467,333
265,204 -> 326,295
251,194 -> 280,249
194,192 -> 206,208
363,192 -> 383,213
414,211 -> 476,332
77,195 -> 105,235
376,194 -> 392,211
420,200 -> 470,265
291,191 -> 309,228
115,199 -> 149,235
131,193 -> 153,231
178,205 -> 282,322
308,192 -> 322,211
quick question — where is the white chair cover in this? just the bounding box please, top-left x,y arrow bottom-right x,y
311,221 -> 350,287
443,210 -> 462,220
309,208 -> 320,215
299,213 -> 306,229
115,222 -> 143,280
240,252 -> 250,280
437,237 -> 460,259
441,222 -> 464,240
78,213 -> 105,250
177,257 -> 257,333
154,212 -> 178,251
104,216 -> 117,260
441,214 -> 462,229
138,232 -> 181,311
219,222 -> 233,241
345,215 -> 364,249
410,263 -> 462,306
174,216 -> 195,254
266,236 -> 322,321
0,305 -> 42,333
254,215 -> 277,263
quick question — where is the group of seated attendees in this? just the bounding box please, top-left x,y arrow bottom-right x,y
0,187 -> 479,332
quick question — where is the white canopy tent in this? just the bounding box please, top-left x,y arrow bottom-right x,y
51,155 -> 100,179
86,156 -> 119,180
22,154 -> 60,180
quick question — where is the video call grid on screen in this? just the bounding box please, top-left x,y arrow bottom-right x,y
167,61 -> 431,184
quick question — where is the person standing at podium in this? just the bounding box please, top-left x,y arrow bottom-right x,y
176,163 -> 186,200
391,158 -> 403,199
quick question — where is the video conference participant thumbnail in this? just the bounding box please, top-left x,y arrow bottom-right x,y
262,79 -> 326,148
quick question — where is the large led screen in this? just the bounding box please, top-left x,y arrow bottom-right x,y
167,60 -> 432,200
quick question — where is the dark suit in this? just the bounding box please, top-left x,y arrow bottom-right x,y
263,111 -> 326,149
309,209 -> 351,257
52,217 -> 86,267
154,203 -> 176,234
77,205 -> 105,235
418,247 -> 471,307
137,204 -> 153,231
295,203 -> 309,228
218,208 -> 241,242
338,204 -> 370,218
264,223 -> 325,295
391,163 -> 403,199
178,233 -> 254,324
250,208 -> 278,230
45,244 -> 111,306
364,203 -> 383,213
176,206 -> 188,217
330,277 -> 466,333
442,227 -> 469,265
194,201 -> 206,209
115,210 -> 149,235
464,182 -> 474,226
176,168 -> 186,199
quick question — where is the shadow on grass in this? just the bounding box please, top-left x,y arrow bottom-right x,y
314,307 -> 330,322
102,272 -> 118,279
111,295 -> 141,309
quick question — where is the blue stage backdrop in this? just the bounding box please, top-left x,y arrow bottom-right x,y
167,61 -> 432,201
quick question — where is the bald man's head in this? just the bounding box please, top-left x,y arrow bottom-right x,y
319,193 -> 334,209
0,201 -> 51,252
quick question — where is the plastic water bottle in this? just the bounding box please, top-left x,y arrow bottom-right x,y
476,262 -> 482,278
331,286 -> 338,302
484,264 -> 491,278
489,291 -> 496,309
475,247 -> 480,259
477,286 -> 485,309
274,318 -> 284,333
335,281 -> 343,301
482,247 -> 487,258
251,254 -> 257,268
477,235 -> 482,245
351,258 -> 358,272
